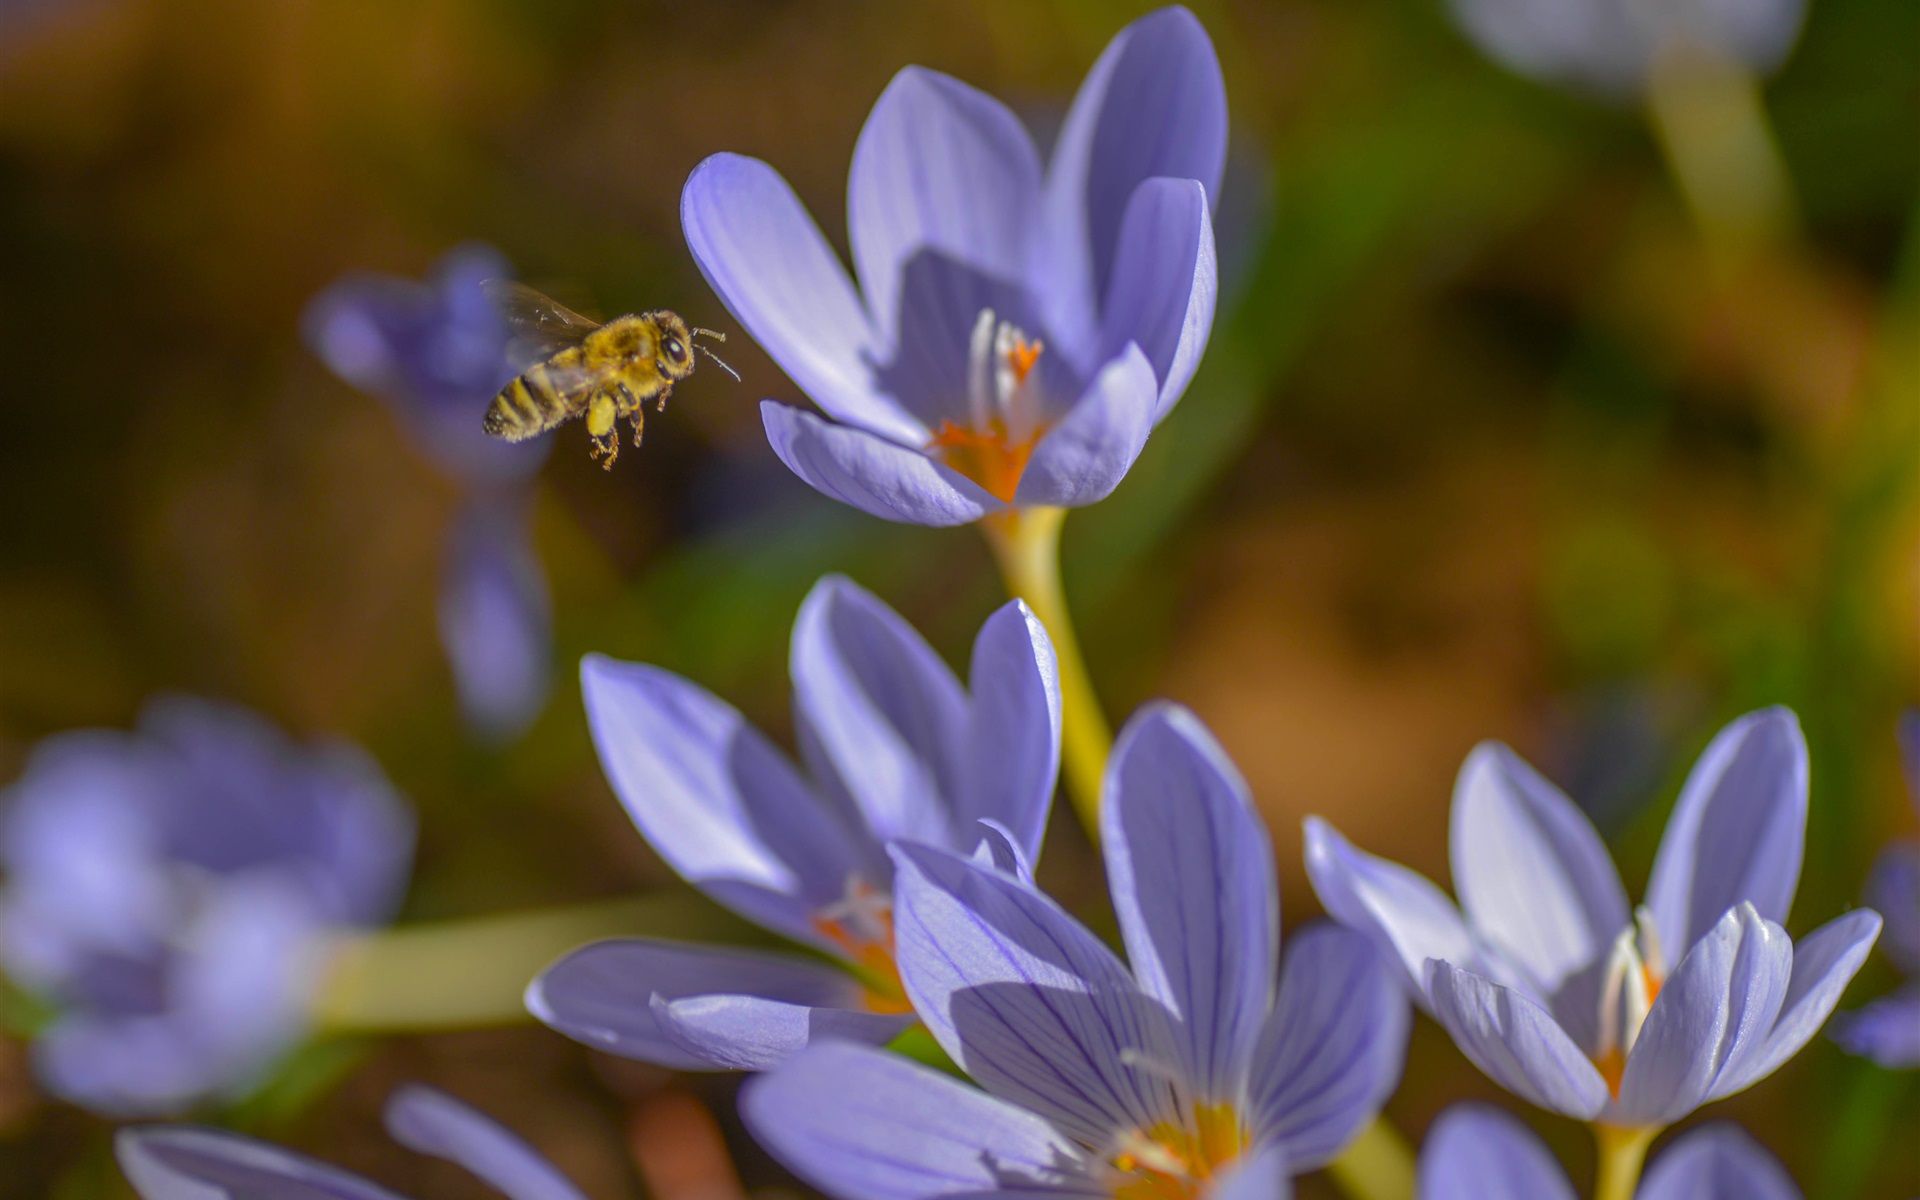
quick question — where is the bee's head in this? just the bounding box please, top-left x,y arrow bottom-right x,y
653,312 -> 697,380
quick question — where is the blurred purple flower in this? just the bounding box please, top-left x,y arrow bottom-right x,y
439,499 -> 552,741
305,244 -> 545,486
1448,0 -> 1806,96
0,698 -> 413,1115
306,247 -> 556,737
1419,1104 -> 1801,1199
1831,712 -> 1920,1068
528,576 -> 1061,1069
743,704 -> 1407,1198
118,1085 -> 585,1200
1307,707 -> 1881,1129
683,6 -> 1222,525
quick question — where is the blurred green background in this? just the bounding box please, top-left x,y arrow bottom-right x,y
0,0 -> 1915,1196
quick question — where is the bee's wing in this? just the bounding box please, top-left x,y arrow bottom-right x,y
484,280 -> 603,367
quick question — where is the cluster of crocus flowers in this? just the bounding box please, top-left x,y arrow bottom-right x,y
305,245 -> 554,739
683,7 -> 1222,524
745,705 -> 1409,1198
0,697 -> 412,1115
119,1085 -> 590,1200
529,575 -> 1062,1068
1832,712 -> 1920,1068
1306,707 -> 1882,1132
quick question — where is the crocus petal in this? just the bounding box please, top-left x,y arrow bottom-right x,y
1102,704 -> 1275,1101
1249,925 -> 1409,1171
682,154 -> 921,444
527,938 -> 873,1071
743,1041 -> 1099,1200
1417,1104 -> 1575,1200
848,66 -> 1043,417
1303,817 -> 1481,1000
649,991 -> 913,1071
1645,708 -> 1807,955
761,401 -> 1002,527
116,1126 -> 408,1200
1012,343 -> 1157,509
790,574 -> 968,846
1638,1124 -> 1803,1200
580,654 -> 871,945
970,819 -> 1037,884
1715,908 -> 1881,1095
1097,178 -> 1217,421
1207,1143 -> 1290,1200
385,1087 -> 586,1200
890,841 -> 1180,1148
1042,6 -> 1227,351
439,502 -> 551,742
1423,961 -> 1609,1120
1864,843 -> 1920,971
1615,903 -> 1791,1126
955,601 -> 1061,865
1831,983 -> 1920,1068
1450,742 -> 1628,993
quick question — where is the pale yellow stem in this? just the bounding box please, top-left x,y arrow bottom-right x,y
312,893 -> 749,1032
981,506 -> 1111,841
1326,1116 -> 1418,1200
1594,1124 -> 1661,1200
1646,48 -> 1796,265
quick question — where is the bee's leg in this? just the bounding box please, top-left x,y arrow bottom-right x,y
655,384 -> 673,414
628,405 -> 647,448
613,382 -> 641,415
586,391 -> 620,469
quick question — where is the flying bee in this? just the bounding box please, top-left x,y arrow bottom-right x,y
480,281 -> 738,469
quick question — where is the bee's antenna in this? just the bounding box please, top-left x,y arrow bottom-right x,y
691,328 -> 740,381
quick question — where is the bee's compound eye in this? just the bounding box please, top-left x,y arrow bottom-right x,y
665,338 -> 686,361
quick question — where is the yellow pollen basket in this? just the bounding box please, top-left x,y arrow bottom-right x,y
1108,1103 -> 1248,1200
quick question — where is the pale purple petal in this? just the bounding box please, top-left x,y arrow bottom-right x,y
955,601 -> 1061,865
682,154 -> 921,444
1450,742 -> 1628,993
1303,817 -> 1482,1000
849,66 -> 1042,421
1097,178 -> 1217,421
1864,843 -> 1919,972
580,655 -> 873,945
1717,909 -> 1881,1093
1042,6 -> 1227,354
1207,1144 -> 1290,1200
890,841 -> 1180,1148
1102,704 -> 1275,1101
527,938 -> 873,1071
1638,1125 -> 1802,1200
1831,983 -> 1920,1068
385,1087 -> 586,1200
439,502 -> 551,742
117,1128 -> 407,1200
649,992 -> 912,1071
1423,961 -> 1609,1120
790,575 -> 968,846
744,1041 -> 1099,1200
1012,343 -> 1157,509
1417,1104 -> 1575,1200
1248,925 -> 1408,1171
1615,903 -> 1791,1126
761,401 -> 1003,527
971,820 -> 1037,884
1645,708 -> 1807,955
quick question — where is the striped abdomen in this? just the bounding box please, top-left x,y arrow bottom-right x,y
483,355 -> 586,441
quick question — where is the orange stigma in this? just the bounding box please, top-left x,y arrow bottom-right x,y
810,879 -> 912,1015
928,419 -> 1041,504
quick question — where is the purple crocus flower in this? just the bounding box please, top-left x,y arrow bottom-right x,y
118,1085 -> 587,1200
0,697 -> 413,1115
743,704 -> 1408,1198
1448,0 -> 1806,97
528,575 -> 1061,1069
1419,1104 -> 1801,1199
1306,707 -> 1883,1129
439,499 -> 553,740
1831,712 -> 1920,1068
682,7 -> 1222,525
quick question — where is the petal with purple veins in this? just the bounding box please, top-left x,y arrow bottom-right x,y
1013,343 -> 1158,509
955,600 -> 1061,863
1302,818 -> 1482,1001
1715,908 -> 1881,1095
1097,178 -> 1217,421
761,401 -> 1003,527
1424,960 -> 1609,1120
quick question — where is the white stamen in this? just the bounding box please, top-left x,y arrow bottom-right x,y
1111,1130 -> 1188,1177
815,874 -> 892,943
966,309 -> 998,430
1634,905 -> 1666,979
962,307 -> 1044,441
1595,925 -> 1636,1062
1596,912 -> 1661,1061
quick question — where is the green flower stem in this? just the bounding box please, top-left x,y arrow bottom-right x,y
312,892 -> 752,1032
982,505 -> 1111,842
1646,49 -> 1796,261
1594,1124 -> 1661,1200
1326,1115 -> 1418,1200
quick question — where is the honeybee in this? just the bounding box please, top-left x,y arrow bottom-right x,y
481,281 -> 737,468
